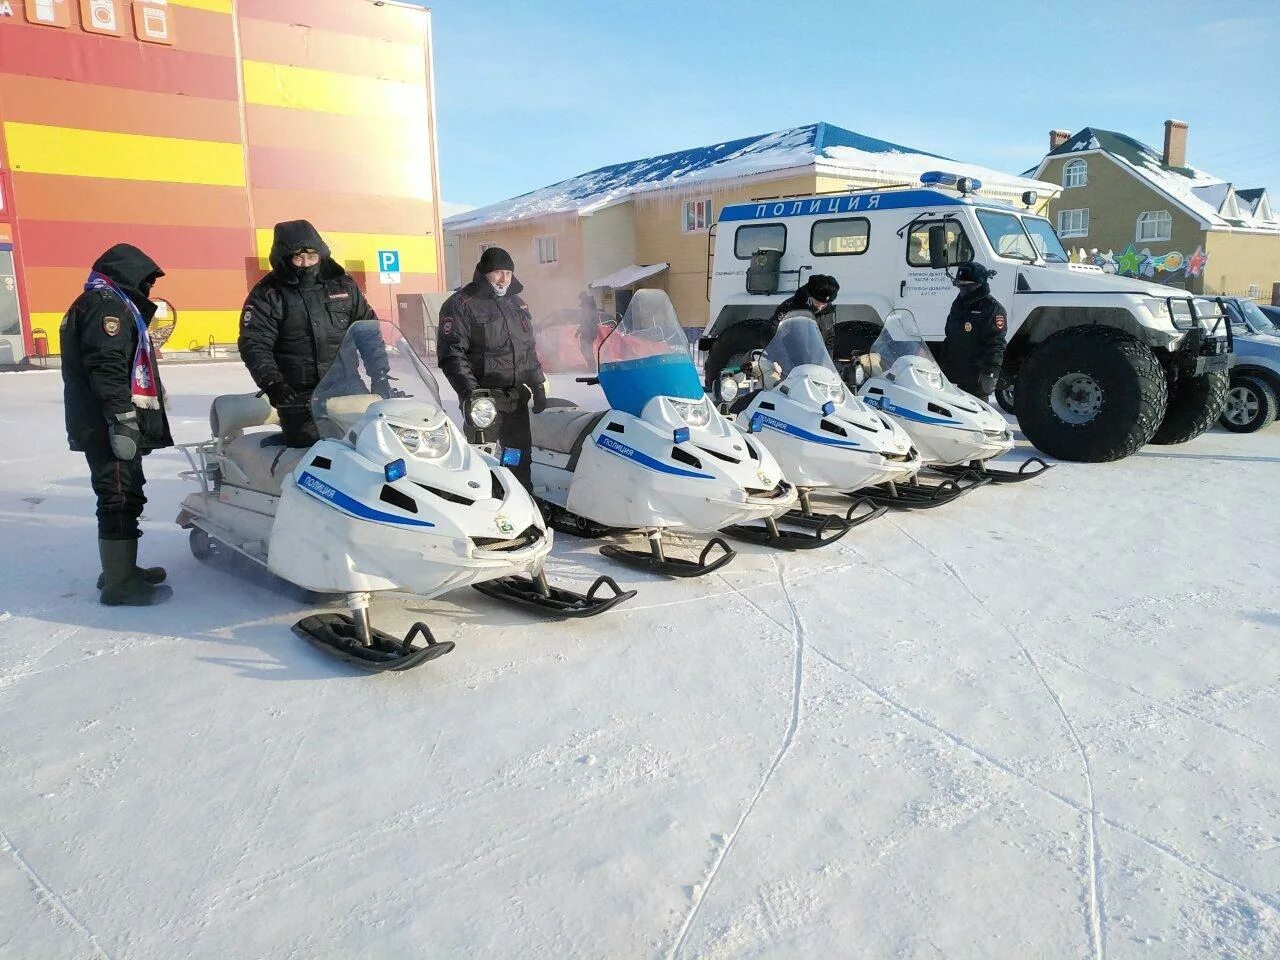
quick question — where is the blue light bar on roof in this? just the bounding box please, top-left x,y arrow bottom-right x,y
920,171 -> 960,187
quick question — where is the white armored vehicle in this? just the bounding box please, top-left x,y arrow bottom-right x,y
704,172 -> 1232,462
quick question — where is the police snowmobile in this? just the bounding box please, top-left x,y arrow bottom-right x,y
855,309 -> 1048,505
529,290 -> 797,576
712,311 -> 917,545
177,321 -> 632,673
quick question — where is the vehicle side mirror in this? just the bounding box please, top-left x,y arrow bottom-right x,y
928,225 -> 949,269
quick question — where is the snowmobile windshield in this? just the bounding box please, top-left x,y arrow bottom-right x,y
764,311 -> 839,377
311,320 -> 444,439
597,289 -> 703,416
867,309 -> 941,376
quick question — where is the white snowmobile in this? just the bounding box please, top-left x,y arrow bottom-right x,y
855,309 -> 1048,507
715,311 -> 918,544
177,321 -> 632,672
529,290 -> 798,576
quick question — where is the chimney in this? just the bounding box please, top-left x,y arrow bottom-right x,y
1050,129 -> 1071,151
1163,120 -> 1188,168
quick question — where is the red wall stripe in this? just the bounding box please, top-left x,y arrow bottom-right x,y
246,144 -> 432,200
23,266 -> 258,312
0,24 -> 239,100
17,220 -> 254,272
238,0 -> 427,43
251,188 -> 437,237
10,173 -> 251,228
237,18 -> 426,84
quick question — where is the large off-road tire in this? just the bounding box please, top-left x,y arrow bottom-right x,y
1150,369 -> 1229,444
1015,327 -> 1167,462
1218,373 -> 1278,434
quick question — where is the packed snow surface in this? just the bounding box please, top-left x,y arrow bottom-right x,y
1,363 -> 1278,959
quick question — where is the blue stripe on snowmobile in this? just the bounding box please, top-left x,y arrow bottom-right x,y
864,396 -> 957,427
755,413 -> 862,448
296,471 -> 436,528
594,435 -> 713,479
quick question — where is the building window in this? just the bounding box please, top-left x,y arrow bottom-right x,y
1063,159 -> 1087,189
906,219 -> 974,267
1057,208 -> 1090,239
477,242 -> 494,261
535,235 -> 558,265
1136,210 -> 1172,243
683,197 -> 711,233
811,218 -> 870,256
734,223 -> 786,259
1247,284 -> 1261,300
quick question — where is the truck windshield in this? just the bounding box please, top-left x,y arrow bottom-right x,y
976,209 -> 1039,262
1237,299 -> 1278,334
1020,217 -> 1070,263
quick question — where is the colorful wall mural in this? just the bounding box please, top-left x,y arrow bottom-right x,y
0,0 -> 443,358
1080,243 -> 1209,285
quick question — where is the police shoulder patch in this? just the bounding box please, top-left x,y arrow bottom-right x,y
103,316 -> 122,336
441,318 -> 454,336
995,316 -> 1006,331
963,321 -> 973,333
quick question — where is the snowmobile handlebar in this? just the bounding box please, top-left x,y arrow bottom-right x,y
575,376 -> 600,385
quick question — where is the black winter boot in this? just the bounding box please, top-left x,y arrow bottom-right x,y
98,539 -> 173,606
96,564 -> 166,590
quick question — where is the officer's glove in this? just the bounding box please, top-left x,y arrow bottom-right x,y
977,372 -> 998,397
108,411 -> 141,461
371,372 -> 393,400
264,381 -> 299,407
519,382 -> 547,414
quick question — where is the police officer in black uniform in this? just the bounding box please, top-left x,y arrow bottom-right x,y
942,262 -> 1007,399
238,220 -> 389,447
437,247 -> 546,490
62,243 -> 173,606
703,274 -> 840,393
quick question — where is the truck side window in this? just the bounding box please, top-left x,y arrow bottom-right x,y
907,220 -> 974,267
734,224 -> 786,259
811,218 -> 870,256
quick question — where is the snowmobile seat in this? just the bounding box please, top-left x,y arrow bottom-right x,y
222,432 -> 307,496
530,407 -> 607,456
211,392 -> 278,443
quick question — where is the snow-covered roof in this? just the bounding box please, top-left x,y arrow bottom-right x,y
447,122 -> 1056,231
588,262 -> 669,290
1031,128 -> 1279,232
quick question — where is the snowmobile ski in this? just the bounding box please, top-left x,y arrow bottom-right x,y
599,531 -> 736,578
931,456 -> 1053,485
721,511 -> 851,550
780,494 -> 887,531
472,569 -> 636,618
292,609 -> 454,673
853,471 -> 991,510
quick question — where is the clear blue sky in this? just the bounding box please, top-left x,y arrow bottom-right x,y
428,0 -> 1280,210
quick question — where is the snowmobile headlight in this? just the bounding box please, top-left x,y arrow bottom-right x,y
921,369 -> 943,390
717,375 -> 740,403
418,423 -> 452,459
671,397 -> 711,428
391,425 -> 422,451
469,396 -> 498,429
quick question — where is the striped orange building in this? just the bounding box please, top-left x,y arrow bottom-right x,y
0,0 -> 443,361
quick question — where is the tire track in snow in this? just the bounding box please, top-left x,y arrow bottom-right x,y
891,519 -> 1107,960
805,643 -> 1280,922
666,556 -> 806,960
0,826 -> 115,960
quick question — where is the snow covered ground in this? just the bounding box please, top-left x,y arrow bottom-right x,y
1,362 -> 1278,960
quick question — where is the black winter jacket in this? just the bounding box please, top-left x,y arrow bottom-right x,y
62,244 -> 172,454
437,269 -> 543,400
942,284 -> 1007,387
769,290 -> 836,343
238,221 -> 384,393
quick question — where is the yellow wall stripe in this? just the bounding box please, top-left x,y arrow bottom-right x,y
255,229 -> 437,276
169,0 -> 233,12
3,122 -> 246,187
33,310 -> 244,355
242,60 -> 428,119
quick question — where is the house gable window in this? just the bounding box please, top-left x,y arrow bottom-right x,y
535,235 -> 558,265
1057,208 -> 1089,239
1063,159 -> 1087,189
682,198 -> 711,233
1136,210 -> 1172,243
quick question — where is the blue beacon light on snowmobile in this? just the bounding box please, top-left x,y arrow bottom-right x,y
748,412 -> 764,434
384,458 -> 407,482
673,427 -> 690,444
501,447 -> 523,467
821,401 -> 835,416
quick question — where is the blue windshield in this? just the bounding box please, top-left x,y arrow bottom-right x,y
599,353 -> 704,416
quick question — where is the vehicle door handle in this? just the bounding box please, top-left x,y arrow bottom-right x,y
899,280 -> 906,297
